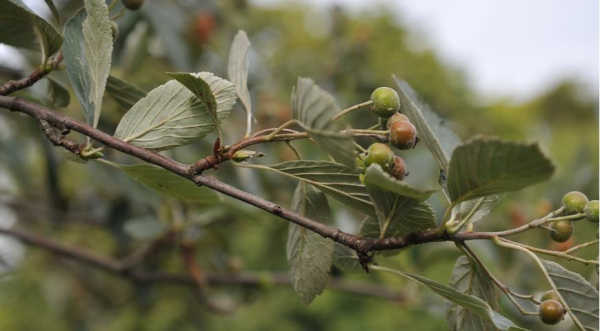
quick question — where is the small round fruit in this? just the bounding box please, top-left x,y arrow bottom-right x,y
562,191 -> 589,214
540,290 -> 560,302
388,156 -> 407,180
364,143 -> 394,171
122,0 -> 144,10
549,220 -> 574,243
389,120 -> 418,150
539,300 -> 564,325
584,200 -> 599,223
370,87 -> 400,118
386,113 -> 410,129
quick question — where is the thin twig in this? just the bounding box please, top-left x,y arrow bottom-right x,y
332,100 -> 373,121
459,243 -> 540,315
0,227 -> 407,301
498,238 -> 598,265
0,53 -> 63,96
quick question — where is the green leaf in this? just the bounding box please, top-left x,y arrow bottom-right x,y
447,137 -> 554,204
287,183 -> 334,305
541,260 -> 599,331
446,256 -> 499,331
459,195 -> 504,225
114,72 -> 236,151
364,165 -> 436,238
259,160 -> 373,215
104,161 -> 220,204
167,72 -> 221,138
227,30 -> 253,137
364,164 -> 438,201
46,77 -> 70,108
375,266 -> 526,331
106,75 -> 146,110
332,243 -> 364,273
63,0 -> 113,128
359,200 -> 434,238
394,77 -> 461,174
43,0 -> 60,26
0,0 -> 62,58
292,78 -> 355,169
123,217 -> 167,240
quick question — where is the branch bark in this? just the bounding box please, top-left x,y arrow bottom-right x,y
0,95 -> 518,254
0,53 -> 63,96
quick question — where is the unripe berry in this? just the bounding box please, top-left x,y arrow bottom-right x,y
549,220 -> 574,243
122,0 -> 144,11
370,87 -> 400,118
584,200 -> 599,223
388,156 -> 407,181
364,143 -> 394,171
562,191 -> 588,214
386,113 -> 410,129
389,120 -> 417,150
540,290 -> 559,302
539,300 -> 564,325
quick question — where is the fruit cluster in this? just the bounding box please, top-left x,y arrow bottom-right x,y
536,192 -> 598,325
355,87 -> 419,182
547,191 -> 598,244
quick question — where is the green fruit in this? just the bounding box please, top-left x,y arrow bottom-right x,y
539,300 -> 564,325
355,153 -> 366,171
584,200 -> 599,223
389,120 -> 417,150
549,220 -> 574,243
370,87 -> 400,118
388,156 -> 407,180
122,0 -> 144,10
562,191 -> 588,214
364,143 -> 394,171
540,290 -> 560,302
386,113 -> 410,129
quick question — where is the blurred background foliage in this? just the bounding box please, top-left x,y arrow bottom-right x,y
0,0 -> 597,330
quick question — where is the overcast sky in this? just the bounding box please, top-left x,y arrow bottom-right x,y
254,0 -> 599,100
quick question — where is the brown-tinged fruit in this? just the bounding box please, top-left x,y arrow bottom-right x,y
389,120 -> 417,150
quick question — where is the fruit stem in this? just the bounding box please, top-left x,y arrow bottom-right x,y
264,120 -> 297,141
332,100 -> 373,122
108,0 -> 119,12
493,237 -> 586,331
459,243 -> 541,315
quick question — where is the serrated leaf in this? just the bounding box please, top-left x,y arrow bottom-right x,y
359,201 -> 434,238
377,267 -> 525,331
167,72 -> 221,138
394,77 -> 461,174
123,217 -> 167,240
63,0 -> 113,128
46,77 -> 70,107
228,30 -> 253,137
541,260 -> 599,331
364,164 -> 438,201
260,160 -> 373,215
364,165 -> 436,238
446,256 -> 499,331
114,72 -> 236,151
332,243 -> 364,273
292,78 -> 355,168
447,137 -> 554,204
0,0 -> 62,58
287,183 -> 334,304
104,161 -> 219,204
460,194 -> 504,225
106,75 -> 146,110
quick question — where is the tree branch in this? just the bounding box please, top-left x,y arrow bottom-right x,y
0,227 -> 407,301
0,95 -> 538,254
0,53 -> 63,96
